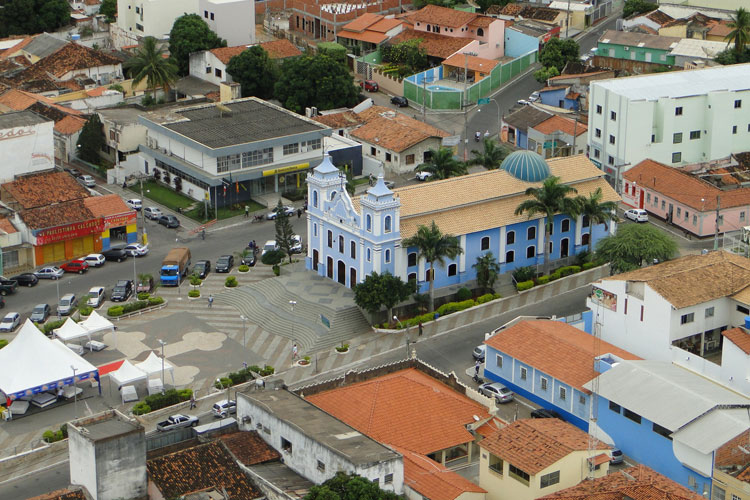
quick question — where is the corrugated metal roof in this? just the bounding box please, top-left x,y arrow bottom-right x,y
672,408 -> 750,454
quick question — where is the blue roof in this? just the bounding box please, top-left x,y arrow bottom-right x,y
500,150 -> 550,182
314,154 -> 339,175
367,175 -> 393,198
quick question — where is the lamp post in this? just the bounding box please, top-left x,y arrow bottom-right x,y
138,175 -> 148,246
55,277 -> 61,319
240,315 -> 247,348
70,365 -> 78,419
158,339 -> 166,393
132,251 -> 138,302
289,300 -> 296,346
394,315 -> 409,357
216,378 -> 230,404
462,51 -> 478,160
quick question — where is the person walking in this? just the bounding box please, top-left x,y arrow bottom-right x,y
292,343 -> 298,363
189,392 -> 196,409
418,321 -> 423,337
297,208 -> 302,218
475,359 -> 481,376
244,205 -> 249,218
484,130 -> 490,139
208,294 -> 214,308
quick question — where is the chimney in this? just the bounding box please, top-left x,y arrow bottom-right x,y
219,82 -> 241,102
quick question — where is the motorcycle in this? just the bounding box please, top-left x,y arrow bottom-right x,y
472,373 -> 483,384
474,131 -> 481,142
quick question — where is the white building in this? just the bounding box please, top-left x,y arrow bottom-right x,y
198,0 -> 255,47
0,111 -> 55,182
587,63 -> 750,186
115,0 -> 199,47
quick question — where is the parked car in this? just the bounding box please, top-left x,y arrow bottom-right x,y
193,260 -> 211,279
262,240 -> 278,256
290,235 -> 303,254
212,399 -> 237,418
360,80 -> 378,92
528,91 -> 540,102
123,243 -> 149,257
34,266 -> 64,280
610,448 -> 624,465
111,280 -> 134,302
624,208 -> 648,223
0,312 -> 20,332
60,259 -> 89,274
158,215 -> 180,228
58,293 -> 78,316
11,273 -> 38,287
78,175 -> 96,188
64,167 -> 81,177
472,345 -> 486,362
30,304 -> 51,323
102,248 -> 129,262
0,278 -> 17,296
391,96 -> 408,107
478,382 -> 514,403
156,414 -> 199,431
240,252 -> 256,267
415,171 -> 433,181
530,408 -> 564,420
266,205 -> 295,220
384,180 -> 395,189
144,207 -> 163,220
517,99 -> 530,106
87,286 -> 106,308
126,199 -> 142,210
216,255 -> 234,273
82,253 -> 105,267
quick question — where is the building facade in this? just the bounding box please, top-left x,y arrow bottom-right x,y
198,0 -> 255,47
0,111 -> 55,183
115,0 -> 199,46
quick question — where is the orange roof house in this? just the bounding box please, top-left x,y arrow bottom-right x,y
338,13 -> 408,47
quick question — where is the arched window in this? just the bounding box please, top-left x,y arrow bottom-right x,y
506,231 -> 515,245
313,223 -> 318,237
385,249 -> 391,263
561,219 -> 570,233
408,252 -> 417,267
366,248 -> 371,262
366,214 -> 372,232
425,269 -> 432,281
384,215 -> 392,233
481,236 -> 490,251
448,263 -> 457,276
338,236 -> 344,253
330,190 -> 337,200
327,230 -> 333,248
477,27 -> 484,37
506,250 -> 515,263
313,190 -> 319,208
527,226 -> 536,240
408,272 -> 417,283
582,215 -> 590,228
350,241 -> 356,259
582,233 -> 590,247
526,246 -> 535,259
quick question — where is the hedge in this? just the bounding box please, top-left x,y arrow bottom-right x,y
42,318 -> 68,335
261,249 -> 285,266
78,305 -> 93,316
395,293 -> 503,329
108,297 -> 164,316
537,275 -> 550,285
137,292 -> 150,300
238,265 -> 249,272
131,389 -> 192,415
517,280 -> 534,291
225,276 -> 238,287
436,299 -> 476,316
132,401 -> 151,415
515,261 -> 605,291
456,287 -> 472,301
215,365 -> 275,388
188,289 -> 200,298
476,293 -> 501,304
0,339 -> 7,349
148,296 -> 164,306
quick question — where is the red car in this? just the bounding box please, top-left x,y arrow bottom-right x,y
360,80 -> 379,92
60,260 -> 89,274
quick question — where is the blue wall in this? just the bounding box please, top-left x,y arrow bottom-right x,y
505,28 -> 539,58
540,88 -> 566,107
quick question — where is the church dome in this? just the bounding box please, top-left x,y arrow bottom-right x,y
500,150 -> 551,182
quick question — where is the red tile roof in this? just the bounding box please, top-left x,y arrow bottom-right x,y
395,445 -> 486,500
722,328 -> 750,355
83,194 -> 132,218
210,45 -> 248,65
306,367 -> 491,455
147,441 -> 261,500
13,43 -> 121,80
337,29 -> 389,44
469,16 -> 495,28
342,12 -> 386,32
533,115 -> 587,137
442,53 -> 499,73
260,39 -> 302,59
2,171 -> 88,209
715,429 -> 750,468
351,106 -> 449,153
480,419 -> 610,475
412,5 -> 478,28
312,110 -> 362,129
54,114 -> 86,135
484,320 -> 640,392
390,28 -> 472,59
0,216 -> 17,234
0,37 -> 33,60
369,17 -> 404,32
219,431 -> 281,466
538,465 -> 705,500
0,88 -> 83,119
20,198 -> 96,230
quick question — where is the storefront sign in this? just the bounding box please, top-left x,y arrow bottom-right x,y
0,127 -> 35,142
35,218 -> 104,245
262,163 -> 310,177
591,286 -> 617,312
104,211 -> 137,229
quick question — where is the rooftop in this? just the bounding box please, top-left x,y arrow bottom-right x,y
350,105 -> 449,153
20,198 -> 96,230
442,52 -> 499,73
722,327 -> 750,355
260,39 -> 302,59
13,42 -> 121,81
240,389 -> 401,465
532,114 -> 588,137
503,104 -> 553,131
2,171 -> 89,209
20,33 -> 68,59
218,431 -> 281,466
0,109 -> 49,129
209,45 -> 247,64
396,445 -> 486,500
0,216 -> 17,234
591,62 -> 750,100
312,110 -> 363,129
82,194 -> 133,217
517,6 -> 561,22
480,419 -> 609,475
485,320 -> 639,392
669,37 -> 732,58
70,410 -> 142,441
389,28 -> 472,59
411,4 -> 478,28
598,29 -> 681,51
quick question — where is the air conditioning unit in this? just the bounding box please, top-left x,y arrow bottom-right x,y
624,46 -> 629,51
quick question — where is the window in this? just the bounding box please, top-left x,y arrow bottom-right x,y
582,215 -> 590,228
135,6 -> 139,12
609,134 -> 615,145
526,246 -> 535,259
742,211 -> 747,222
405,154 -> 415,165
385,249 -> 391,263
672,152 -> 682,163
693,215 -> 697,225
317,460 -> 325,472
520,366 -> 527,380
327,230 -> 333,248
313,190 -> 318,208
594,148 -> 600,158
481,236 -> 490,250
506,250 -> 514,263
136,23 -> 143,30
595,128 -> 601,138
653,422 -> 672,440
738,305 -> 750,315
610,111 -> 616,121
713,486 -> 726,500
677,207 -> 681,217
673,132 -> 682,144
313,223 -> 318,237
210,12 -> 214,20
215,68 -> 222,78
540,377 -> 548,391
609,401 -> 621,413
350,241 -> 356,259
654,196 -> 659,205
640,305 -> 644,321
370,146 -> 376,155
735,99 -> 742,109
448,263 -> 457,276
681,312 -> 694,324
366,214 -> 372,232
684,211 -> 689,220
508,464 -> 530,485
690,130 -> 701,140
366,248 -> 371,262
624,298 -> 628,315
281,437 -> 293,454
496,354 -> 503,368
384,473 -> 393,484
733,125 -> 738,134
385,152 -> 392,162
651,134 -> 656,143
408,252 -> 417,267
540,471 -> 560,488
675,106 -> 683,116
338,236 -> 344,254
527,226 -> 536,240
719,214 -> 724,225
559,387 -> 567,400
206,66 -> 211,73
384,215 -> 392,233
489,454 -> 504,474
646,193 -> 651,203
608,155 -> 614,165
623,408 -> 642,424
408,272 -> 416,282
579,395 -> 586,405
506,231 -> 515,245
283,143 -> 299,155
203,9 -> 207,16
425,269 -> 431,281
661,200 -> 666,210
303,138 -> 322,151
596,105 -> 602,114
704,306 -> 714,318
561,219 -> 570,232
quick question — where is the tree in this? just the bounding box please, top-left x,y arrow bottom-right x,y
726,7 -> 750,54
226,46 -> 278,99
473,252 -> 501,293
468,139 -> 509,170
402,221 -> 463,312
0,0 -> 70,37
274,54 -> 359,113
576,187 -> 618,255
274,201 -> 296,263
596,224 -> 677,274
125,37 -> 178,99
539,38 -> 580,72
168,13 -> 226,75
99,0 -> 116,23
353,272 -> 415,323
416,147 -> 467,180
514,176 -> 579,275
623,0 -> 657,18
304,472 -> 401,500
533,65 -> 560,84
77,115 -> 105,164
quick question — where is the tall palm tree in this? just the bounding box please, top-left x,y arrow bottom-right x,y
402,221 -> 463,312
468,139 -> 509,170
472,252 -> 501,293
726,7 -> 750,54
576,187 -> 618,255
514,176 -> 579,275
125,37 -> 178,100
416,147 -> 468,180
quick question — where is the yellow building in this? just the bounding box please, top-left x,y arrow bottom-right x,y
479,419 -> 611,500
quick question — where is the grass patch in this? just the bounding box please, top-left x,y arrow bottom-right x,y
130,181 -> 193,211
353,177 -> 370,186
183,200 -> 265,222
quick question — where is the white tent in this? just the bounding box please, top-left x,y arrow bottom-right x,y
80,311 -> 115,336
135,352 -> 175,385
109,360 -> 147,388
0,319 -> 99,400
53,318 -> 89,343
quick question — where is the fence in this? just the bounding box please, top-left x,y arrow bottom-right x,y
146,427 -> 194,451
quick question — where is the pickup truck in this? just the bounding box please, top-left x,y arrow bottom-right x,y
155,414 -> 199,431
0,277 -> 18,296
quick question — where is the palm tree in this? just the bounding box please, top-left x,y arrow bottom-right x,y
416,147 -> 468,180
576,187 -> 618,255
472,252 -> 501,293
468,139 -> 509,170
402,221 -> 463,312
726,7 -> 750,54
125,36 -> 178,100
514,176 -> 579,275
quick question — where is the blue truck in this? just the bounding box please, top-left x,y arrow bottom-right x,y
160,247 -> 191,286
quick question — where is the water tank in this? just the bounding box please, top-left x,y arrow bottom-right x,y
745,316 -> 750,329
71,34 -> 81,41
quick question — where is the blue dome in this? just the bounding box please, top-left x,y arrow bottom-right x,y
500,150 -> 551,182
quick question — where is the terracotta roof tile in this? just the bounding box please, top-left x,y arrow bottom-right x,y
442,53 -> 498,72
369,17 -> 404,32
480,419 -> 609,475
20,198 -> 96,230
13,43 -> 121,81
342,12 -> 385,32
2,171 -> 88,209
27,488 -> 88,500
54,114 -> 86,135
350,105 -> 448,152
307,367 -> 491,455
485,320 -> 639,392
219,431 -> 281,466
147,441 -> 261,500
709,21 -> 732,37
390,28 -> 472,59
645,9 -> 674,26
83,194 -> 132,217
260,39 -> 302,59
715,429 -> 750,468
210,45 -> 248,65
518,6 -> 561,22
533,115 -> 587,137
468,16 -> 494,28
500,3 -> 524,16
337,29 -> 389,44
538,465 -> 705,500
588,453 -> 611,466
412,5 -> 478,28
0,89 -> 83,120
395,445 -> 486,500
722,328 -> 750,355
312,110 -> 362,129
737,464 -> 750,483
0,216 -> 17,234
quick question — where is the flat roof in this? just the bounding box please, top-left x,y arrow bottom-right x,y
73,410 -> 142,441
240,390 -> 401,466
0,110 -> 50,129
152,97 -> 328,149
591,62 -> 750,100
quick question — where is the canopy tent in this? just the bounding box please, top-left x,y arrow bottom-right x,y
108,360 -> 147,388
135,351 -> 175,385
53,318 -> 89,343
80,311 -> 115,336
0,319 -> 99,401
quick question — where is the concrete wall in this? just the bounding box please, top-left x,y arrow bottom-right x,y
117,0 -> 199,40
189,50 -> 234,86
0,119 -> 55,182
504,28 -> 538,58
93,429 -> 147,500
199,0 -> 255,46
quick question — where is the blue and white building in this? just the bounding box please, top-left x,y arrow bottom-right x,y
306,150 -> 618,290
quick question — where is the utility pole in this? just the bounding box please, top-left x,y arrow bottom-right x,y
139,176 -> 147,245
565,0 -> 572,38
422,75 -> 427,122
714,195 -> 721,250
462,51 -> 478,160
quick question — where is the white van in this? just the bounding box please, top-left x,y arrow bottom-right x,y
87,286 -> 106,307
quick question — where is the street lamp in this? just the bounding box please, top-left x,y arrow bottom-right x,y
394,315 -> 409,357
240,315 -> 247,348
216,378 -> 230,405
289,300 -> 296,343
158,339 -> 166,393
132,251 -> 138,302
477,98 -> 501,137
70,365 -> 78,419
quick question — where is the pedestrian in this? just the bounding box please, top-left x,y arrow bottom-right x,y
292,342 -> 298,362
56,387 -> 64,402
418,321 -> 423,337
244,205 -> 249,218
297,208 -> 302,218
189,392 -> 196,409
303,201 -> 308,212
208,294 -> 214,308
369,173 -> 374,186
475,360 -> 481,377
484,130 -> 490,139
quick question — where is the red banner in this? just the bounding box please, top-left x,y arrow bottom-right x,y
103,211 -> 137,229
36,218 -> 104,245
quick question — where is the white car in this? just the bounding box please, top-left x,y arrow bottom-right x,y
144,207 -> 163,220
266,205 -> 295,220
415,171 -> 433,181
0,312 -> 20,332
262,240 -> 278,256
624,209 -> 649,223
517,99 -> 530,106
123,243 -> 149,256
82,253 -> 105,267
78,175 -> 96,188
34,266 -> 64,280
290,235 -> 303,254
126,199 -> 142,211
529,91 -> 540,102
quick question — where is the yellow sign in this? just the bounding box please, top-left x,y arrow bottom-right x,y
262,163 -> 310,177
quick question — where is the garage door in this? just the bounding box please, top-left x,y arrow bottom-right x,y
42,242 -> 65,264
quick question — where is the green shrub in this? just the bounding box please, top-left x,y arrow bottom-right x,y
215,377 -> 232,389
549,271 -> 561,281
55,430 -> 64,441
261,249 -> 285,266
137,292 -> 150,300
189,275 -> 202,286
60,423 -> 68,438
188,289 -> 200,298
436,299 -> 476,316
259,365 -> 275,376
513,266 -> 536,283
556,265 -> 580,278
238,264 -> 249,272
517,280 -> 534,291
42,430 -> 55,443
177,388 -> 192,400
582,261 -> 596,270
148,296 -> 164,305
272,265 -> 280,276
336,343 -> 350,352
456,287 -> 472,301
247,364 -> 261,373
107,306 -> 124,316
402,312 -> 436,329
0,339 -> 9,349
42,319 -> 67,334
131,401 -> 151,415
537,275 -> 550,285
476,293 -> 500,304
575,251 -> 592,266
142,388 -> 191,412
225,276 -> 238,287
78,306 -> 93,316
122,300 -> 149,314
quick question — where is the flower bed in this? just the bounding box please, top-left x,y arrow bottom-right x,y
385,292 -> 501,330
132,388 -> 193,415
108,296 -> 165,317
515,261 -> 604,292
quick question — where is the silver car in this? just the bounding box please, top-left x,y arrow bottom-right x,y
479,382 -> 514,403
58,293 -> 78,316
34,266 -> 64,280
144,207 -> 163,220
0,312 -> 20,332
